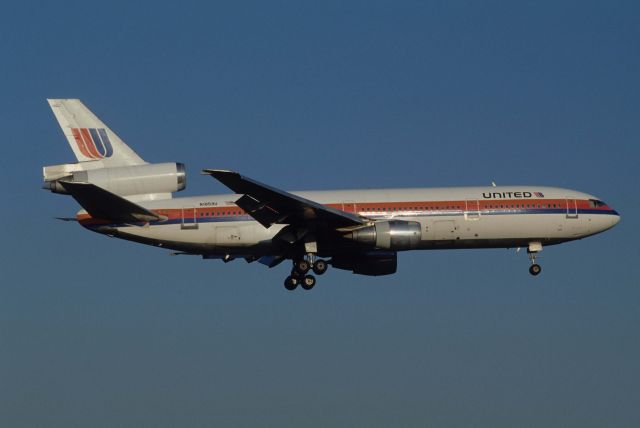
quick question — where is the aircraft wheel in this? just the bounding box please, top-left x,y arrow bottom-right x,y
294,259 -> 310,275
301,275 -> 316,290
312,259 -> 328,275
284,275 -> 298,290
529,264 -> 542,276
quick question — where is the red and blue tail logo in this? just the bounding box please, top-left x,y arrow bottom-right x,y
70,128 -> 113,159
534,192 -> 545,197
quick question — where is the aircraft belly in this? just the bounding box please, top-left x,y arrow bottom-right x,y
212,222 -> 276,246
468,214 -> 568,239
109,213 -> 588,253
113,221 -> 279,251
417,213 -> 576,249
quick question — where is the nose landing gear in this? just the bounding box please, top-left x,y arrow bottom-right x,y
527,242 -> 542,276
529,263 -> 542,276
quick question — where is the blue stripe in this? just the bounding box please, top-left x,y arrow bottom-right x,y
96,129 -> 113,157
88,129 -> 105,156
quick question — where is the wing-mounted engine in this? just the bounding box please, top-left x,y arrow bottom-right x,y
43,162 -> 186,200
343,220 -> 422,250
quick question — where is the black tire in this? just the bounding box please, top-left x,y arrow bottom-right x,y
301,275 -> 316,290
284,276 -> 298,290
529,264 -> 542,276
294,259 -> 310,275
312,259 -> 328,275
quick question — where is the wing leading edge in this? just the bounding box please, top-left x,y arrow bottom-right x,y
202,169 -> 366,229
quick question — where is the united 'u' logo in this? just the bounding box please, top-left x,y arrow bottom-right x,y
71,128 -> 113,159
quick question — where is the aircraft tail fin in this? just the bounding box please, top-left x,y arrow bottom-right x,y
47,99 -> 146,166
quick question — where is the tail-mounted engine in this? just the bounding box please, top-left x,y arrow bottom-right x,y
43,162 -> 186,198
344,220 -> 422,250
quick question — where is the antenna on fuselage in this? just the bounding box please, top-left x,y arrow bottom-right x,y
491,181 -> 497,187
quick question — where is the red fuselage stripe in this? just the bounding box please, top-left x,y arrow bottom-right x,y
76,198 -> 613,222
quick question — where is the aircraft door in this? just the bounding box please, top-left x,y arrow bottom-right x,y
566,198 -> 579,219
464,199 -> 480,220
341,201 -> 357,214
181,206 -> 198,229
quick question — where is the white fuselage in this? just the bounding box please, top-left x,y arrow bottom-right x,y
80,185 -> 620,258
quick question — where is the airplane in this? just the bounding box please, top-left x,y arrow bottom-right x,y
43,99 -> 621,290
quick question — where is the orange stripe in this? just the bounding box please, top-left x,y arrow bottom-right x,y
80,128 -> 101,158
71,128 -> 93,158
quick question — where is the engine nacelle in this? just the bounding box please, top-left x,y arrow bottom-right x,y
43,162 -> 186,197
331,252 -> 397,276
345,220 -> 422,250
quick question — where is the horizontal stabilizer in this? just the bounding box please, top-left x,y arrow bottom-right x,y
59,181 -> 162,223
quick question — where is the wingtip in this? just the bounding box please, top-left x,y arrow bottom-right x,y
202,169 -> 239,176
54,217 -> 78,222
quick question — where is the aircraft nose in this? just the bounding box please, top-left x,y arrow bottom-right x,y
612,210 -> 621,227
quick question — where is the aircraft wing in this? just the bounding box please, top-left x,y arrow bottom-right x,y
202,169 -> 366,228
60,181 -> 162,223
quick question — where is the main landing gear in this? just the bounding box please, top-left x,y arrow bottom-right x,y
527,242 -> 542,276
284,257 -> 328,291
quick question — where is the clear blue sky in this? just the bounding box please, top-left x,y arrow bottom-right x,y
1,1 -> 638,426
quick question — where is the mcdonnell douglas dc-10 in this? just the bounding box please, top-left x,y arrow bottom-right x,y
43,99 -> 620,290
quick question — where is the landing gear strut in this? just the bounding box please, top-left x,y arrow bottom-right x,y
527,242 -> 542,276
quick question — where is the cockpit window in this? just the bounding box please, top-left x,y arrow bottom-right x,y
589,199 -> 607,208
